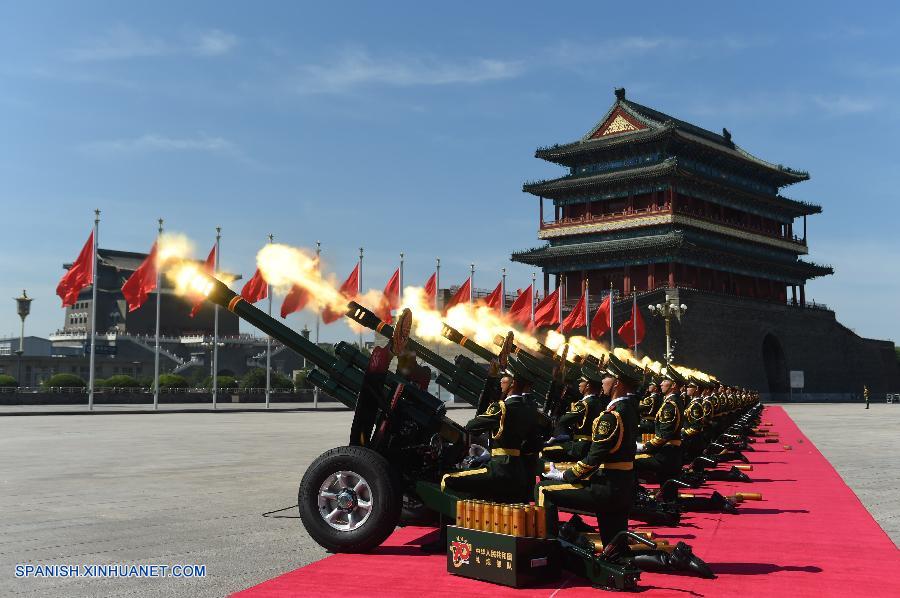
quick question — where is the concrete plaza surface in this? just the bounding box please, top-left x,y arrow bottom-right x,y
1,404 -> 897,597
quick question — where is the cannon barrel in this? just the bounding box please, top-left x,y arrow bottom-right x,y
440,323 -> 497,363
345,302 -> 486,404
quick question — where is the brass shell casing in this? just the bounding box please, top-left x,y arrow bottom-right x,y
523,505 -> 535,537
535,506 -> 546,539
512,505 -> 525,537
473,501 -> 484,530
455,500 -> 465,527
482,502 -> 493,532
501,505 -> 511,535
492,504 -> 502,533
464,500 -> 474,529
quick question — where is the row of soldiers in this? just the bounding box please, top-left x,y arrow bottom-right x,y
440,349 -> 759,566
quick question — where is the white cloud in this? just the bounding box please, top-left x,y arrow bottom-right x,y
812,94 -> 879,115
66,26 -> 238,62
79,134 -> 241,156
291,48 -> 524,94
192,29 -> 239,57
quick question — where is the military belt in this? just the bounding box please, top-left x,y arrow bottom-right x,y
598,462 -> 634,471
491,448 -> 521,457
573,435 -> 591,441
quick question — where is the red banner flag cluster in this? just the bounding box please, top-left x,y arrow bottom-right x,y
590,295 -> 611,341
532,287 -> 560,329
281,284 -> 310,318
423,272 -> 437,307
444,277 -> 471,312
483,281 -> 503,312
617,300 -> 646,347
322,263 -> 360,324
189,245 -> 217,318
377,268 -> 401,322
241,268 -> 269,304
121,242 -> 159,312
56,232 -> 94,307
559,290 -> 586,334
507,285 -> 533,326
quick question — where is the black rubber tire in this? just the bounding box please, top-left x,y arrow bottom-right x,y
298,445 -> 401,553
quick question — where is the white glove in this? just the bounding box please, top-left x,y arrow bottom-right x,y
468,444 -> 489,459
543,462 -> 564,481
636,442 -> 645,452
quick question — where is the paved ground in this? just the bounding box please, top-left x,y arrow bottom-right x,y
0,403 -> 896,597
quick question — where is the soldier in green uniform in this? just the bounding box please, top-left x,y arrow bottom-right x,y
680,379 -> 706,463
441,357 -> 551,503
537,355 -> 642,546
638,381 -> 662,434
634,367 -> 685,485
541,362 -> 610,463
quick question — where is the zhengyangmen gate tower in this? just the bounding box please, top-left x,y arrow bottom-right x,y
513,88 -> 899,399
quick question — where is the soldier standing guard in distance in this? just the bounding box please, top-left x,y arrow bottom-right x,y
441,357 -> 551,503
537,355 -> 642,546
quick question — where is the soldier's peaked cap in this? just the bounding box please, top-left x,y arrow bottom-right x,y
603,354 -> 644,385
661,366 -> 688,386
502,355 -> 539,385
579,362 -> 606,384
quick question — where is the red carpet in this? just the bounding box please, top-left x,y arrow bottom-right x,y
235,407 -> 900,597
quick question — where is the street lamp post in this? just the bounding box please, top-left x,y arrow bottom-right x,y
647,297 -> 687,365
14,290 -> 32,387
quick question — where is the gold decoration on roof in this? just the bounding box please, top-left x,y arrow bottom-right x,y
602,114 -> 639,136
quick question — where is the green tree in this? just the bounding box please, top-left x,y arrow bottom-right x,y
42,373 -> 86,388
293,369 -> 313,390
102,374 -> 142,388
158,373 -> 189,389
240,368 -> 293,391
0,374 -> 17,388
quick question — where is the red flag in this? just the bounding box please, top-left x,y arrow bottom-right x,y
322,263 -> 360,324
483,281 -> 502,312
56,231 -> 94,307
121,242 -> 159,312
507,285 -> 533,326
241,269 -> 269,304
423,272 -> 437,306
445,277 -> 471,312
377,268 -> 401,322
533,287 -> 560,328
590,295 -> 611,340
617,301 -> 646,347
189,245 -> 217,318
559,290 -> 587,334
281,284 -> 310,318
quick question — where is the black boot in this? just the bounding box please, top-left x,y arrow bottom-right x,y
704,466 -> 752,483
668,541 -> 716,578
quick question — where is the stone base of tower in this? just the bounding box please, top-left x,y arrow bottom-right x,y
607,288 -> 899,400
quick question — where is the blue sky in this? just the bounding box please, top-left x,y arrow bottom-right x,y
1,1 -> 898,344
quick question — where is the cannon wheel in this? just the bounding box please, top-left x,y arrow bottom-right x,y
298,446 -> 401,553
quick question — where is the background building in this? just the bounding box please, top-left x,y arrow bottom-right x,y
513,89 -> 899,398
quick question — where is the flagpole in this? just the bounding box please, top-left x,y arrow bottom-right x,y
470,263 -> 475,303
314,241 -> 321,409
584,276 -> 590,339
358,247 -> 364,349
609,281 -> 615,351
153,218 -> 162,410
632,286 -> 638,358
558,274 -> 564,328
212,226 -> 220,409
435,257 -> 441,401
501,268 -> 506,314
399,252 -> 404,311
88,209 -> 100,411
266,234 -> 273,408
531,272 -> 536,325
